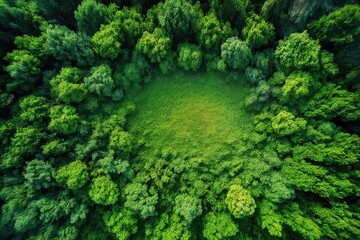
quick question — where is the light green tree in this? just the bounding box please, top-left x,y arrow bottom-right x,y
136,28 -> 171,63
203,211 -> 239,240
48,105 -> 79,135
178,43 -> 202,71
225,184 -> 256,218
275,31 -> 321,73
89,175 -> 119,205
55,160 -> 89,190
242,14 -> 275,49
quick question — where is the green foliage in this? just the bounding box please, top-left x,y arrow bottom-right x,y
225,184 -> 256,218
42,140 -> 67,156
74,0 -> 107,36
178,43 -> 203,71
136,28 -> 171,63
5,50 -> 41,89
197,12 -> 232,49
98,152 -> 129,175
24,159 -> 54,190
242,14 -> 275,49
48,105 -> 79,135
145,213 -> 193,240
89,175 -> 119,205
258,200 -> 283,237
271,110 -> 307,136
174,194 -> 202,223
92,21 -> 122,60
1,127 -> 42,168
84,64 -> 115,97
221,37 -> 252,70
210,0 -> 250,27
124,182 -> 158,218
282,203 -> 322,240
108,128 -> 136,157
113,7 -> 143,46
304,83 -> 360,121
308,5 -> 360,46
160,0 -> 199,39
103,206 -> 138,240
203,212 -> 239,240
114,51 -> 150,89
50,67 -> 87,103
308,202 -> 360,239
19,95 -> 48,122
275,31 -> 321,73
281,71 -> 314,103
45,25 -> 94,67
55,160 -> 89,190
292,132 -> 360,165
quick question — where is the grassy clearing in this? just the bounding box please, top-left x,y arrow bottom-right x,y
125,71 -> 253,159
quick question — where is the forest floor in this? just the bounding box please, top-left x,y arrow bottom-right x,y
125,72 -> 254,159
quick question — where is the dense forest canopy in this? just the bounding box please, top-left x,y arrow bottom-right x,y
0,0 -> 360,239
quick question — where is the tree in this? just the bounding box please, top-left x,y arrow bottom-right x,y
242,14 -> 275,49
282,203 -> 322,240
84,64 -> 115,97
109,128 -> 136,157
124,182 -> 158,218
308,201 -> 360,239
74,0 -> 108,36
271,110 -> 307,136
55,160 -> 89,190
45,25 -> 95,67
258,200 -> 283,237
160,0 -> 199,40
103,206 -> 138,240
42,140 -> 67,156
145,213 -> 193,240
19,95 -> 48,122
92,21 -> 122,60
203,212 -> 239,240
263,172 -> 294,203
197,12 -> 232,49
1,127 -> 42,168
24,159 -> 54,190
280,71 -> 314,103
89,175 -> 119,205
304,83 -> 360,121
98,151 -> 130,175
308,4 -> 360,46
225,184 -> 256,218
209,0 -> 250,28
221,37 -> 251,70
178,43 -> 202,71
275,31 -> 321,73
48,105 -> 79,135
114,51 -> 150,89
50,67 -> 87,104
5,50 -> 41,91
281,158 -> 355,199
174,194 -> 202,224
112,7 -> 143,46
292,132 -> 360,166
136,28 -> 171,63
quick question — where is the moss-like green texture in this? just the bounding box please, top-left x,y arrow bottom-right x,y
126,72 -> 253,158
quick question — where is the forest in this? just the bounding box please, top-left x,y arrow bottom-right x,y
0,0 -> 360,239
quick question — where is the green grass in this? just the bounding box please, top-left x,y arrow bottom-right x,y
125,71 -> 253,159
